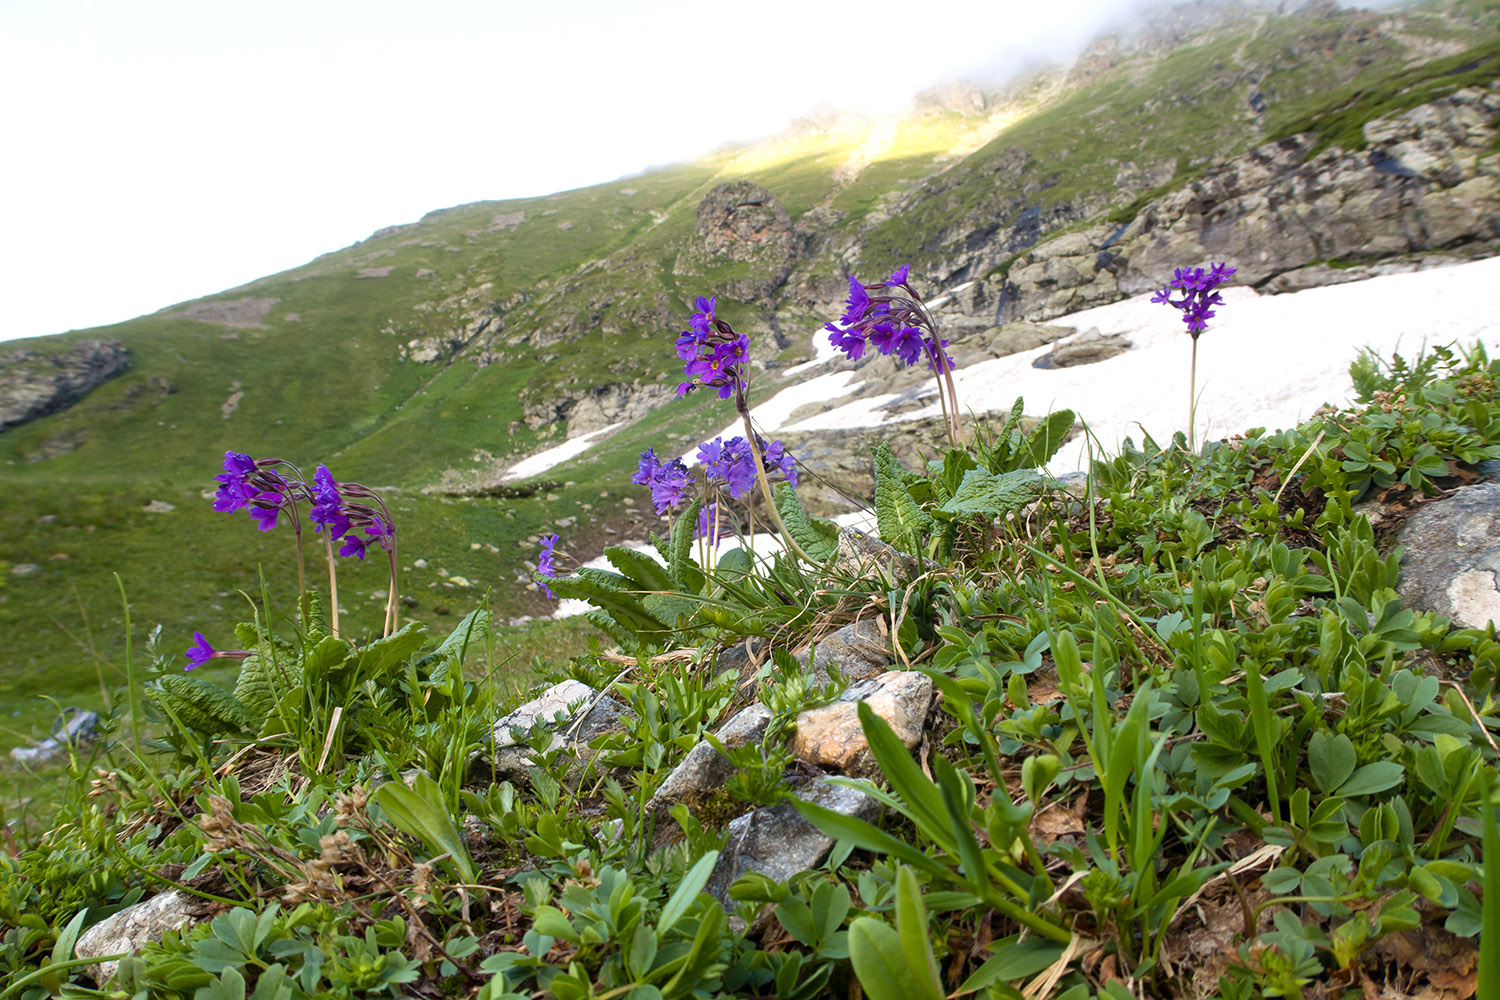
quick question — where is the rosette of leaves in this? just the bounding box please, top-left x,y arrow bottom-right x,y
549,494 -> 831,648
871,398 -> 1071,558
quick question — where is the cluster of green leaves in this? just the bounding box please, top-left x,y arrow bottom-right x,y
7,344 -> 1500,1000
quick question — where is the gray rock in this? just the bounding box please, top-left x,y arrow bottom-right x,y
704,778 -> 881,917
795,619 -> 890,685
76,890 -> 214,984
9,708 -> 99,767
789,671 -> 935,778
1396,483 -> 1500,629
646,704 -> 773,819
1036,328 -> 1132,368
831,526 -> 920,582
488,680 -> 632,784
0,339 -> 130,432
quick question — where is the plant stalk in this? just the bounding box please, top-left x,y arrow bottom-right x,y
737,407 -> 814,564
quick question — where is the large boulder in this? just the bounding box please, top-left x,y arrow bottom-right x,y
1396,483 -> 1500,629
487,680 -> 633,785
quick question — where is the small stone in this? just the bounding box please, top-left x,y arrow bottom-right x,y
790,671 -> 934,778
1397,482 -> 1500,628
646,704 -> 772,819
449,576 -> 471,588
488,680 -> 633,786
471,542 -> 482,550
76,890 -> 215,984
413,558 -> 429,569
9,563 -> 39,576
143,500 -> 176,513
704,778 -> 880,920
795,619 -> 890,685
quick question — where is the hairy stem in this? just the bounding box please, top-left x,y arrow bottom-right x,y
738,408 -> 814,564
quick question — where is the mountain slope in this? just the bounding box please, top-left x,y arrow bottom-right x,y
3,0 -> 1499,740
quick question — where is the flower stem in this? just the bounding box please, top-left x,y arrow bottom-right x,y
323,534 -> 341,638
737,407 -> 814,564
1188,336 -> 1199,451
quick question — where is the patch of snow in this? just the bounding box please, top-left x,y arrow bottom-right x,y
766,257 -> 1500,471
502,422 -> 625,482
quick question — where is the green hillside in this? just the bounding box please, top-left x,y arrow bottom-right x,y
3,0 -> 1500,744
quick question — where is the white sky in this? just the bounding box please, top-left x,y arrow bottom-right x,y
0,0 -> 1141,344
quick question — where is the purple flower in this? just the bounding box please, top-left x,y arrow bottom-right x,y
826,322 -> 868,361
309,464 -> 351,537
700,436 -> 757,499
537,533 -> 559,599
213,451 -> 261,512
885,264 -> 910,287
697,504 -> 724,545
221,452 -> 257,479
649,458 -> 693,514
185,632 -> 215,669
633,449 -> 660,486
838,275 -> 871,326
339,534 -> 367,560
183,632 -> 251,670
249,493 -> 283,532
1154,261 -> 1235,340
762,439 -> 798,486
676,293 -> 750,399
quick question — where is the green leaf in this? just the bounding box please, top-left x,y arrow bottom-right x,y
418,608 -> 490,680
352,621 -> 429,682
659,850 -> 718,934
152,675 -> 253,735
893,867 -> 945,1000
606,545 -> 676,593
669,498 -> 704,588
957,936 -> 1067,994
1478,771 -> 1499,998
1336,761 -> 1405,798
774,482 -> 839,562
938,468 -> 1044,519
372,771 -> 475,883
848,918 -> 929,1000
1015,409 -> 1076,469
1308,731 -> 1357,796
874,443 -> 933,545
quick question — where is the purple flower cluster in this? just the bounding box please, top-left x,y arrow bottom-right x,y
536,533 -> 560,599
634,435 -> 797,513
212,452 -> 394,560
1151,262 -> 1236,338
824,265 -> 952,372
697,503 -> 725,545
634,447 -> 695,515
676,295 -> 750,399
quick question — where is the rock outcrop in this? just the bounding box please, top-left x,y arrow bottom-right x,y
995,87 -> 1500,322
675,182 -> 801,300
0,339 -> 130,432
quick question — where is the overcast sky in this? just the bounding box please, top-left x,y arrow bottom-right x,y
1,0 -> 1148,344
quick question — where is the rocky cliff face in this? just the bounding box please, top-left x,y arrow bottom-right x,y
0,339 -> 130,432
990,86 -> 1500,322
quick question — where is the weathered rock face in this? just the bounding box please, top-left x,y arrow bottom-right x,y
675,182 -> 800,300
0,339 -> 130,431
520,379 -> 676,437
1396,483 -> 1500,629
996,87 -> 1500,323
